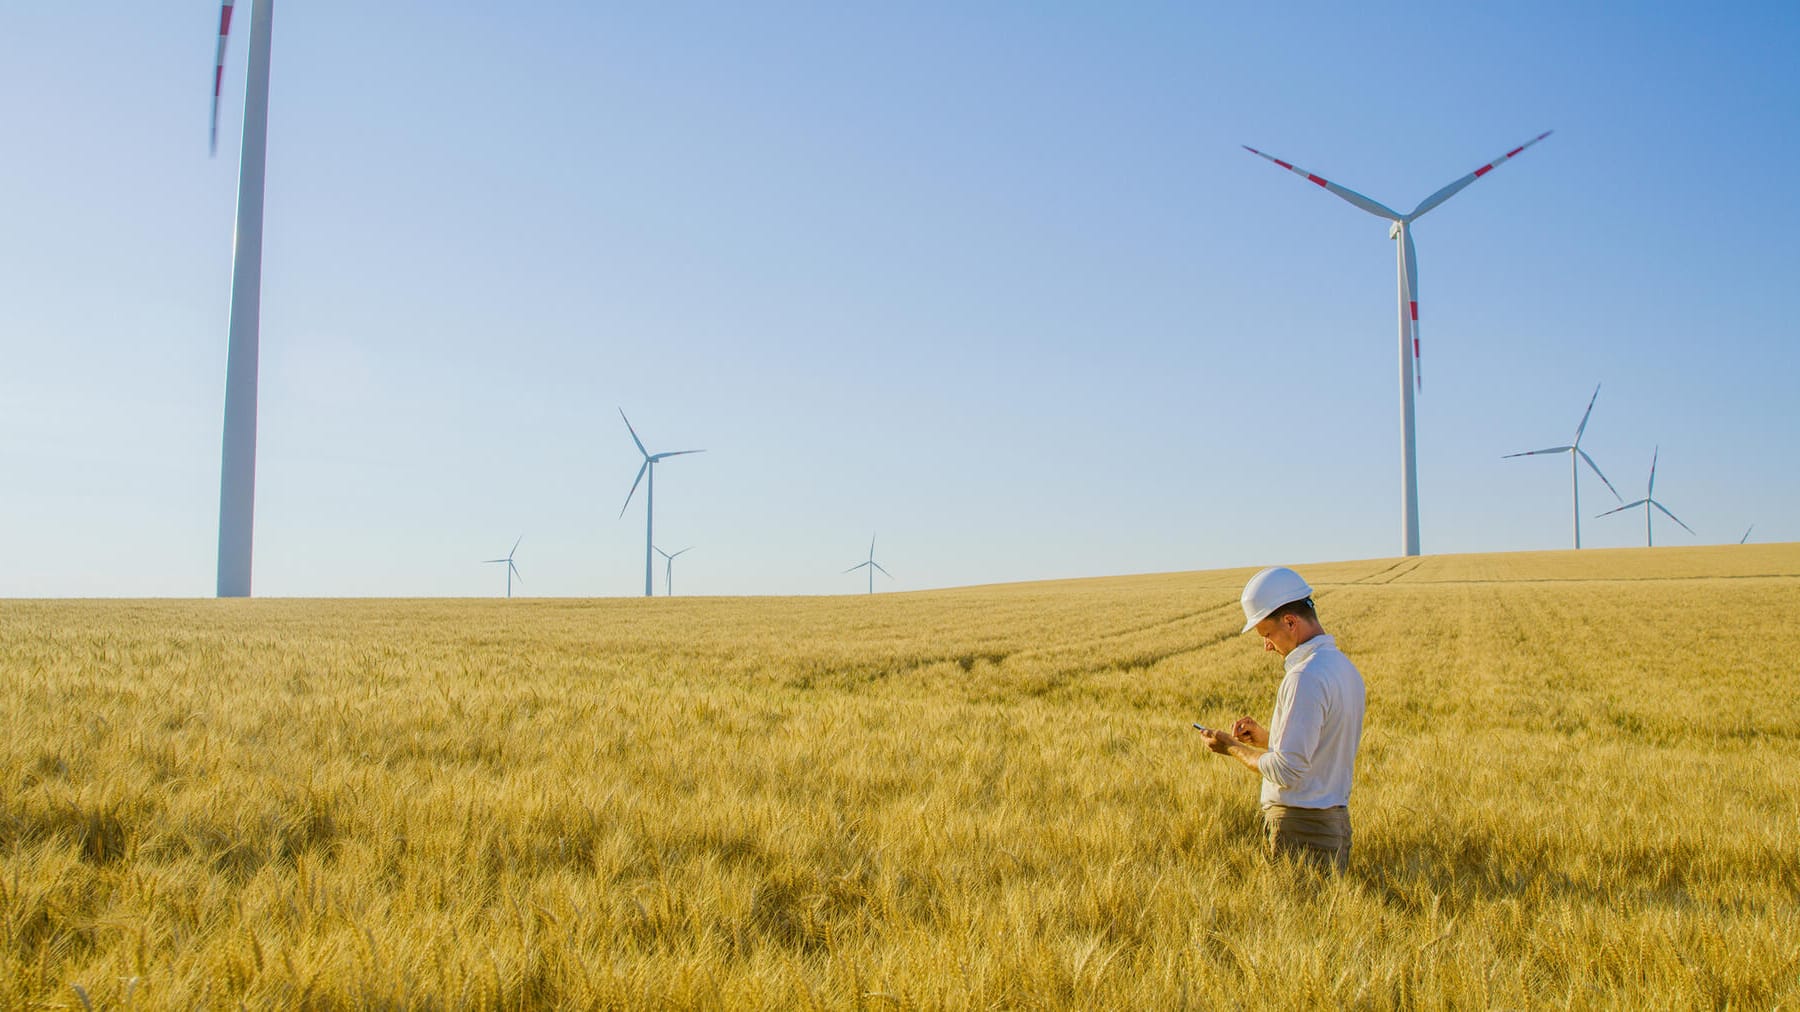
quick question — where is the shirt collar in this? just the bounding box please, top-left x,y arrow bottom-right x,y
1284,633 -> 1336,673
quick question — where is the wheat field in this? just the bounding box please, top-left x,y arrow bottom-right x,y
4,545 -> 1799,1009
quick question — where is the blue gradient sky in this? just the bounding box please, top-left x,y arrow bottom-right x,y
2,2 -> 1796,597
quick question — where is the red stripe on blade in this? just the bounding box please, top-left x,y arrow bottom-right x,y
1306,174 -> 1328,188
219,7 -> 233,33
1506,146 -> 1524,157
1275,159 -> 1293,170
1474,165 -> 1492,177
1409,301 -> 1418,321
215,66 -> 225,95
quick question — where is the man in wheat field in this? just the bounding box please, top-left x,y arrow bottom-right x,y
1199,566 -> 1366,871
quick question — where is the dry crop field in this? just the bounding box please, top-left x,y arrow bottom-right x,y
4,545 -> 1799,1009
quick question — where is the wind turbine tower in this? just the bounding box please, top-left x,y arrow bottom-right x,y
484,537 -> 523,598
1503,383 -> 1622,548
1596,448 -> 1694,547
210,0 -> 276,597
844,535 -> 892,595
1244,131 -> 1553,556
654,545 -> 693,596
618,410 -> 703,597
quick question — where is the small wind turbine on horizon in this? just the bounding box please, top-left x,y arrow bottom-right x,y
654,545 -> 692,596
1596,448 -> 1694,547
484,537 -> 523,598
1244,131 -> 1553,557
843,535 -> 892,595
1503,383 -> 1622,549
619,410 -> 704,598
208,0 -> 277,597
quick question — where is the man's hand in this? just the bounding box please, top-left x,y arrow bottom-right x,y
1232,716 -> 1269,748
1201,725 -> 1267,774
1199,728 -> 1237,756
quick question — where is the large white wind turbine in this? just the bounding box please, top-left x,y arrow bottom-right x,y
619,410 -> 704,598
843,535 -> 892,595
1596,448 -> 1694,547
209,0 -> 276,597
654,545 -> 693,596
1503,383 -> 1622,548
483,536 -> 522,598
1244,131 -> 1553,556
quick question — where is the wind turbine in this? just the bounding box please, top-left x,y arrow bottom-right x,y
619,410 -> 703,597
654,545 -> 692,596
1596,448 -> 1694,547
1244,131 -> 1553,557
1503,383 -> 1622,548
209,0 -> 276,597
484,536 -> 523,598
843,535 -> 892,595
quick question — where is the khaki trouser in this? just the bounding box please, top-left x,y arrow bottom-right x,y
1263,804 -> 1351,871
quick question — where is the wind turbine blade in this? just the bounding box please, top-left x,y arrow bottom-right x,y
869,534 -> 877,560
843,562 -> 872,574
1503,446 -> 1574,458
619,461 -> 649,517
619,409 -> 649,459
1242,146 -> 1401,220
1741,525 -> 1754,545
651,449 -> 706,460
1408,131 -> 1553,219
1652,501 -> 1695,535
1402,226 -> 1422,390
1577,448 -> 1622,502
209,0 -> 236,155
1574,383 -> 1601,443
1597,499 -> 1648,518
482,558 -> 507,564
510,561 -> 523,583
873,562 -> 893,579
1648,446 -> 1659,498
510,535 -> 523,557
672,547 -> 693,558
654,546 -> 670,561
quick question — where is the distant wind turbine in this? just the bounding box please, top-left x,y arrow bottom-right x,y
1503,383 -> 1622,548
654,545 -> 692,596
484,536 -> 523,598
619,410 -> 704,597
1244,131 -> 1553,557
843,535 -> 892,595
1596,448 -> 1694,547
208,0 -> 277,597
1740,525 -> 1755,545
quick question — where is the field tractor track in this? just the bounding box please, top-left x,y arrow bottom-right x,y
1004,598 -> 1244,665
1346,557 -> 1428,586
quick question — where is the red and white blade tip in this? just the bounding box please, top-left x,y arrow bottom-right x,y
1243,145 -> 1332,190
1472,130 -> 1553,178
209,1 -> 236,154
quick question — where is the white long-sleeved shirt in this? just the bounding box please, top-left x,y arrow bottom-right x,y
1257,634 -> 1365,810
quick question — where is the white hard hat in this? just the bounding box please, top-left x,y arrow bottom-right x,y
1240,566 -> 1314,633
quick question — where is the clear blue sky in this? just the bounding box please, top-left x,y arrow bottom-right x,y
2,2 -> 1796,597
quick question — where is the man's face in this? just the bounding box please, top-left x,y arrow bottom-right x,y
1253,613 -> 1302,657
